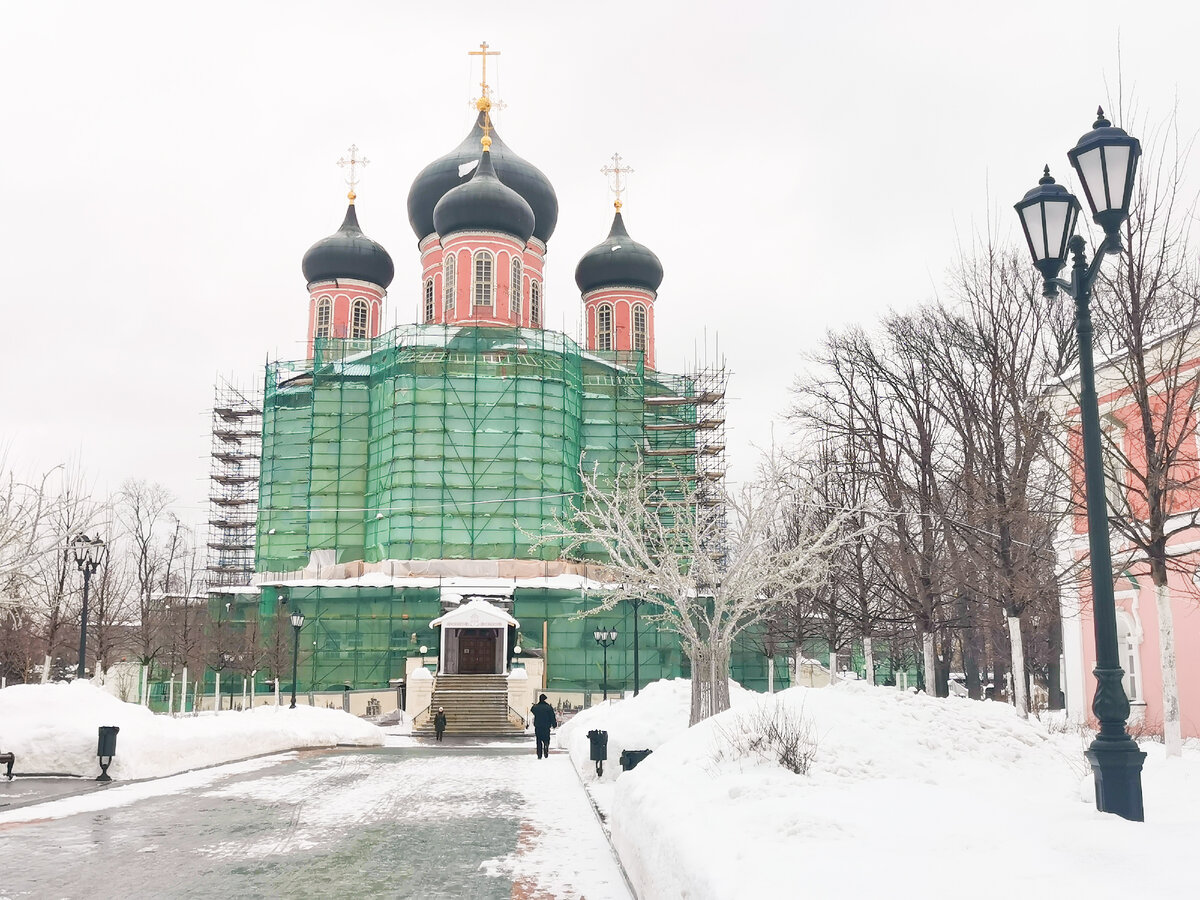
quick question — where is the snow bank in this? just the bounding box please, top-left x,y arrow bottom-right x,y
558,678 -> 756,783
600,682 -> 1200,899
0,681 -> 383,780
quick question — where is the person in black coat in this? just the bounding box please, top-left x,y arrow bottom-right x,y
530,694 -> 558,759
434,707 -> 447,741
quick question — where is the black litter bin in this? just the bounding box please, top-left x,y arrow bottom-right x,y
96,725 -> 119,782
587,729 -> 609,776
619,748 -> 652,771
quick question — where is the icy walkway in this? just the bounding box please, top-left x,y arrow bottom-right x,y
0,746 -> 631,899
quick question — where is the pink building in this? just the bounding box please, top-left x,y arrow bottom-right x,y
1058,337 -> 1200,739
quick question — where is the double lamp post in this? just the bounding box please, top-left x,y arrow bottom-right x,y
1014,107 -> 1145,821
72,534 -> 106,680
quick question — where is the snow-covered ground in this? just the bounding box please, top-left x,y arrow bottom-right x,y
0,681 -> 383,780
561,680 -> 1200,899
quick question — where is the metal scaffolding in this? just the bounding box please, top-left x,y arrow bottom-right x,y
208,378 -> 262,587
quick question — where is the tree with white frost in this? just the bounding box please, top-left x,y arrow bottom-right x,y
540,461 -> 856,725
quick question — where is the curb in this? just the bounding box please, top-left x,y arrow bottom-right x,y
567,750 -> 640,900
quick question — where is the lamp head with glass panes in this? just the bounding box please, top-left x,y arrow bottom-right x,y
1014,167 -> 1081,293
1067,107 -> 1141,242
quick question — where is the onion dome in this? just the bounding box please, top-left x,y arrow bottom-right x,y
433,149 -> 535,243
407,110 -> 558,243
574,211 -> 664,294
302,203 -> 395,289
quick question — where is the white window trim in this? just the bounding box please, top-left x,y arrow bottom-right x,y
351,298 -> 369,340
510,258 -> 523,320
315,297 -> 332,339
530,281 -> 541,326
444,253 -> 457,316
632,303 -> 647,353
473,250 -> 494,307
424,279 -> 435,323
597,303 -> 613,351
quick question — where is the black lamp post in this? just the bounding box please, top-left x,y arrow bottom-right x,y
626,598 -> 645,696
593,628 -> 618,701
1015,107 -> 1145,821
71,534 -> 106,680
289,608 -> 305,709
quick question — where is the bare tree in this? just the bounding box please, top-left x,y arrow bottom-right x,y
541,461 -> 855,724
800,317 -> 956,693
117,480 -> 178,702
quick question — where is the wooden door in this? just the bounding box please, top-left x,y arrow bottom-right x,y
458,629 -> 497,674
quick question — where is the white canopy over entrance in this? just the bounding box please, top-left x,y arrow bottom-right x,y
431,599 -> 520,675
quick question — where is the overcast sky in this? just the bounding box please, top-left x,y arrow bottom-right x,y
3,0 -> 1198,531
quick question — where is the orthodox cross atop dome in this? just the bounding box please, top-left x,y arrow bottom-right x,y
602,152 -> 634,211
469,41 -> 504,151
337,144 -> 369,203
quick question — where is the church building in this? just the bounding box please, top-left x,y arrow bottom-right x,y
210,47 -> 764,727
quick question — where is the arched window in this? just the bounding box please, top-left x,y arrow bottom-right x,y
473,250 -> 494,306
597,303 -> 613,351
530,281 -> 541,326
351,299 -> 369,339
1117,612 -> 1143,703
315,297 -> 332,340
510,258 -> 523,320
443,253 -> 457,316
633,304 -> 648,353
424,279 -> 435,323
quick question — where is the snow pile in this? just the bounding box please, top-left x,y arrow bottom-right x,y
557,678 -> 757,783
0,681 -> 383,780
597,681 -> 1200,899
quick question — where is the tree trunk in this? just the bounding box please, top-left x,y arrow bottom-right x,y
1153,581 -> 1182,756
214,671 -> 221,715
1046,611 -> 1064,710
180,665 -> 188,713
863,635 -> 875,685
689,642 -> 731,725
767,657 -> 775,694
41,655 -> 52,683
828,650 -> 838,685
1007,615 -> 1028,717
140,664 -> 150,706
921,632 -> 935,695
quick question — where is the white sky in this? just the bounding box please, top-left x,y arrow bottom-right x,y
3,0 -> 1198,531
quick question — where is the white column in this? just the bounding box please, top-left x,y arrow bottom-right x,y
500,626 -> 508,674
439,627 -> 447,675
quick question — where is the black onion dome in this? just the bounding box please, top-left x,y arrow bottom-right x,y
574,211 -> 664,294
302,204 -> 395,289
432,150 -> 536,243
407,111 -> 559,243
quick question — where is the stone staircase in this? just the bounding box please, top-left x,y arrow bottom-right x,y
413,674 -> 525,736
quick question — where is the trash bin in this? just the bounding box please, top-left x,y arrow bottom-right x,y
619,748 -> 652,771
96,725 -> 119,782
587,729 -> 609,776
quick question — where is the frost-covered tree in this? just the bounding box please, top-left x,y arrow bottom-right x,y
541,461 -> 855,725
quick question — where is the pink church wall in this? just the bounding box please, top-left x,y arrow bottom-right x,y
306,279 -> 385,359
1064,351 -> 1200,739
582,286 -> 656,369
420,232 -> 545,329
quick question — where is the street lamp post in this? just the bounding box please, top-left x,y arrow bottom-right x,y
593,629 -> 618,701
1015,107 -> 1146,821
71,534 -> 106,680
626,598 -> 645,696
289,608 -> 305,709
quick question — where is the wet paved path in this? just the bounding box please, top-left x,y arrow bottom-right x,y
0,746 -> 631,899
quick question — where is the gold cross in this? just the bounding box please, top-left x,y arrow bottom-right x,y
337,144 -> 369,202
469,41 -> 501,108
601,153 -> 635,211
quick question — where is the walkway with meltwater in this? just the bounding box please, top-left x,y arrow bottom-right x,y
0,744 -> 630,900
